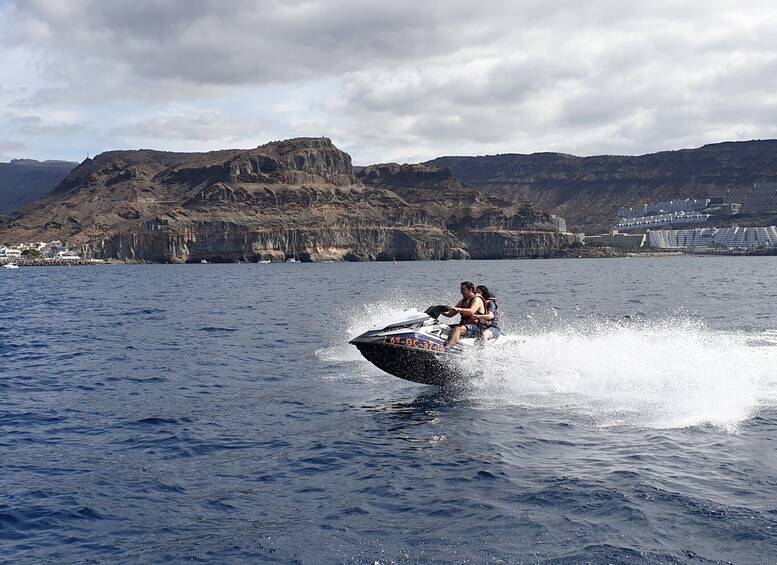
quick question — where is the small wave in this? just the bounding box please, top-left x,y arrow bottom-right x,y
0,504 -> 104,535
116,417 -> 191,429
745,329 -> 777,347
0,411 -> 65,427
116,307 -> 167,317
197,326 -> 238,333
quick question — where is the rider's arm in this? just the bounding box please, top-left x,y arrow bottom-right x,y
442,300 -> 463,317
473,301 -> 495,322
455,296 -> 484,317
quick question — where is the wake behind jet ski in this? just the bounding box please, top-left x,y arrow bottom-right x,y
349,305 -> 482,386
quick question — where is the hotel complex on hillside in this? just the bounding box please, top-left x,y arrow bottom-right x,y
583,185 -> 777,253
648,226 -> 777,251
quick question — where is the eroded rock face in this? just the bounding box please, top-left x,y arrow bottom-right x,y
89,224 -> 471,263
358,162 -> 547,228
463,229 -> 571,259
0,138 -> 564,261
357,162 -> 561,258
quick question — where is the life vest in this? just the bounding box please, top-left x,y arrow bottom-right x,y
479,296 -> 500,328
459,295 -> 485,325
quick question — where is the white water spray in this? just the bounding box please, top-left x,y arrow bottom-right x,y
319,301 -> 777,432
315,298 -> 434,375
468,318 -> 777,431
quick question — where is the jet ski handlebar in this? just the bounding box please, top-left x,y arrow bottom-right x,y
424,304 -> 450,319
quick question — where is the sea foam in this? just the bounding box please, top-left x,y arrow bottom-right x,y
327,300 -> 777,432
466,317 -> 777,432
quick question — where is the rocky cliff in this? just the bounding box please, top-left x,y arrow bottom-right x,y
357,163 -> 563,258
427,140 -> 777,233
0,138 -> 565,261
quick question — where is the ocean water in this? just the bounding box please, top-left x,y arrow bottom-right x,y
1,257 -> 776,564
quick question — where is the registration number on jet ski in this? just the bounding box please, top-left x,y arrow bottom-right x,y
386,336 -> 446,352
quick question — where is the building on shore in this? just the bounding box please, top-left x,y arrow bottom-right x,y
549,214 -> 567,233
0,240 -> 82,262
616,211 -> 712,231
648,226 -> 777,252
741,183 -> 777,215
615,196 -> 745,232
0,246 -> 23,259
584,230 -> 646,249
617,199 -> 711,218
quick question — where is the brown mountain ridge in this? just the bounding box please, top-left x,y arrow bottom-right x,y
426,140 -> 777,234
0,138 -> 562,262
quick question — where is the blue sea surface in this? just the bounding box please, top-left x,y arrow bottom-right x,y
1,257 -> 777,563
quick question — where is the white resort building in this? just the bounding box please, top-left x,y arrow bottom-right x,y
549,214 -> 567,233
0,246 -> 23,259
585,231 -> 647,249
617,199 -> 711,218
648,226 -> 777,252
616,211 -> 711,231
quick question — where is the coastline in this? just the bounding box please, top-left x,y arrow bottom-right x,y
3,249 -> 776,267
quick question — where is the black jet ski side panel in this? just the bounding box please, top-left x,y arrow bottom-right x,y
349,307 -> 472,386
351,335 -> 468,386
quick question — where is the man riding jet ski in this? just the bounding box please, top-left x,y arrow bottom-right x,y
441,281 -> 486,348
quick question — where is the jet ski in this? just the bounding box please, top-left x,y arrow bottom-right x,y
349,305 -> 480,386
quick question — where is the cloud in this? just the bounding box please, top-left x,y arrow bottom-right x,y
9,115 -> 85,135
111,111 -> 266,145
3,0 -> 777,163
0,139 -> 27,156
2,0 -> 502,93
323,1 -> 777,158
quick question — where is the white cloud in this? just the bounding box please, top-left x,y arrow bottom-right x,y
111,110 -> 266,146
3,0 -> 777,163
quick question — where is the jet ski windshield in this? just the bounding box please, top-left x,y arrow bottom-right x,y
365,308 -> 434,332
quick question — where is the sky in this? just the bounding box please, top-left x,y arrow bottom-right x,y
2,0 -> 777,165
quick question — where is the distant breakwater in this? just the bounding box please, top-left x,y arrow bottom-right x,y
1,259 -> 95,267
